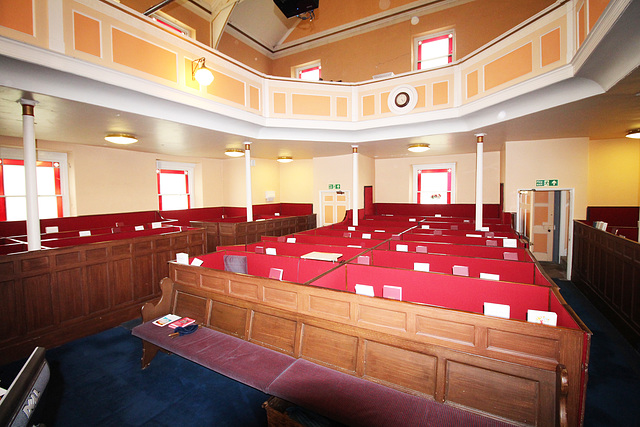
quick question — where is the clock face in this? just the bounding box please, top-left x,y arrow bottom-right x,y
395,91 -> 410,108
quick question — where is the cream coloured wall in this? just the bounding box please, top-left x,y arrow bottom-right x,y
312,152 -> 375,216
374,151 -> 500,205
1,136 -> 227,216
503,138 -> 589,219
221,156 -> 281,207
587,138 -> 640,206
280,159 -> 314,203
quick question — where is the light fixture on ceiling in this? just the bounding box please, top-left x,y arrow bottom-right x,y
626,129 -> 640,139
408,143 -> 430,153
225,148 -> 244,157
277,156 -> 293,163
105,133 -> 138,144
192,57 -> 214,86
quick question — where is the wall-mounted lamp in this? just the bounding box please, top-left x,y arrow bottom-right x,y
408,143 -> 430,153
105,133 -> 138,144
277,156 -> 293,163
626,129 -> 640,139
192,57 -> 214,86
225,148 -> 244,157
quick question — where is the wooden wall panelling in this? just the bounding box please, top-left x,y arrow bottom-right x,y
572,220 -> 640,348
0,229 -> 205,365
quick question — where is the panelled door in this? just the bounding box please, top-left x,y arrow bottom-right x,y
321,190 -> 349,226
531,191 -> 555,261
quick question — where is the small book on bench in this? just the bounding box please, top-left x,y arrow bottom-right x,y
168,317 -> 196,329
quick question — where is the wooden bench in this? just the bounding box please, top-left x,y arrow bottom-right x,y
132,274 -> 571,427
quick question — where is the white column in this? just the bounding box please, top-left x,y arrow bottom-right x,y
475,133 -> 485,230
20,99 -> 41,251
244,142 -> 253,222
352,145 -> 359,226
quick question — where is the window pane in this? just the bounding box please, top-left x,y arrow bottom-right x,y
5,197 -> 27,221
4,165 -> 26,196
159,172 -> 187,195
161,195 -> 189,211
299,66 -> 321,81
419,57 -> 450,69
420,38 -> 450,61
420,171 -> 448,191
37,166 -> 56,195
38,196 -> 59,219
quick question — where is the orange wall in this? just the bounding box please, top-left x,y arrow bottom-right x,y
217,33 -> 272,75
268,0 -> 554,82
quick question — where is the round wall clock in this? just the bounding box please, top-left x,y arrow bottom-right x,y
388,85 -> 418,114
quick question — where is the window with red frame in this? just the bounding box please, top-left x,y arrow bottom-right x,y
297,64 -> 321,81
416,168 -> 452,204
0,159 -> 63,221
157,169 -> 190,211
416,32 -> 453,70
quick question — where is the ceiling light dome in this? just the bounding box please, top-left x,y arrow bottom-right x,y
408,143 -> 430,153
626,129 -> 640,139
277,156 -> 293,163
105,134 -> 138,144
225,148 -> 244,157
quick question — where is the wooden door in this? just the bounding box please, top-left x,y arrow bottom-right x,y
531,191 -> 555,261
321,191 -> 349,226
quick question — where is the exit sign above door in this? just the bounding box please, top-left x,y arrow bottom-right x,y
536,179 -> 559,187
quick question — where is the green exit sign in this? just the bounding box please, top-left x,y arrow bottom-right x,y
328,184 -> 341,190
536,179 -> 559,187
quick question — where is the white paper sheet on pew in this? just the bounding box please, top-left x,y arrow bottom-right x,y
502,238 -> 518,248
396,244 -> 408,252
527,309 -> 558,326
190,258 -> 203,266
265,247 -> 277,255
479,226 -> 490,231
421,225 -> 430,229
135,225 -> 144,231
452,265 -> 469,276
435,214 -> 442,217
483,302 -> 510,319
383,285 -> 402,301
414,262 -> 430,272
286,237 -> 296,243
269,268 -> 284,280
347,245 -> 362,248
176,252 -> 189,265
375,229 -> 385,233
151,222 -> 162,229
79,230 -> 91,237
348,226 -> 356,231
274,213 -> 280,216
466,233 -> 482,237
300,251 -> 343,262
362,233 -> 372,239
409,218 -> 416,222
45,226 -> 59,233
355,284 -> 375,297
480,272 -> 500,281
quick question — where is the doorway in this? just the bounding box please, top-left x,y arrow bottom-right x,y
517,189 -> 574,277
320,190 -> 350,226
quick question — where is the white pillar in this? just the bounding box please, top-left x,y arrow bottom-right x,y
352,145 -> 359,226
244,142 -> 253,222
475,133 -> 485,230
20,99 -> 41,251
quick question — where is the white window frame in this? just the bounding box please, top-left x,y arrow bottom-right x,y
413,30 -> 454,71
156,160 -> 196,211
412,163 -> 456,204
150,11 -> 195,38
0,147 -> 70,218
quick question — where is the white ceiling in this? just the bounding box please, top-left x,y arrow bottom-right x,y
0,0 -> 639,161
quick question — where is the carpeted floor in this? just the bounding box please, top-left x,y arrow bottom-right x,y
2,278 -> 639,426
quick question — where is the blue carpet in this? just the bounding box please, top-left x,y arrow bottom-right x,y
555,279 -> 640,427
1,324 -> 269,427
